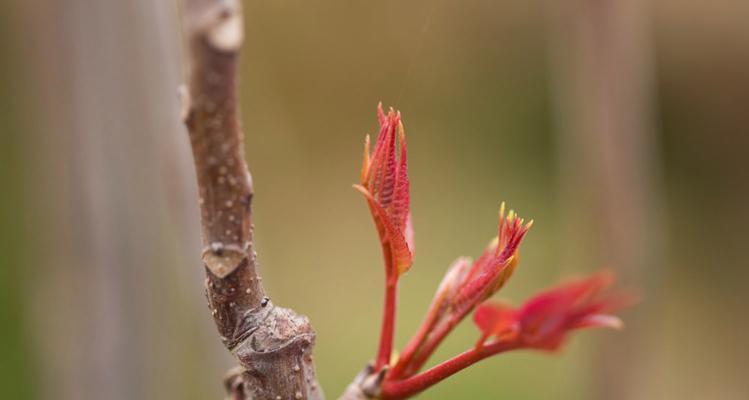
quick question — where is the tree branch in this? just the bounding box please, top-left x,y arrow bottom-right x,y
180,0 -> 322,398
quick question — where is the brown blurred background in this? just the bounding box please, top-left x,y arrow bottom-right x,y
1,0 -> 747,399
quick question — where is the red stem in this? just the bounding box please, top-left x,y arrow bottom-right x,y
388,294 -> 444,379
402,319 -> 453,376
402,305 -> 472,377
376,277 -> 398,370
381,340 -> 521,400
374,238 -> 397,371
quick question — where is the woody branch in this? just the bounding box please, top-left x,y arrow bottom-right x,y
180,0 -> 322,398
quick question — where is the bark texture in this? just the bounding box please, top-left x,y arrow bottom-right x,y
181,1 -> 322,398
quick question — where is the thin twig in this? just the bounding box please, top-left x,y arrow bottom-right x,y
375,278 -> 398,371
380,341 -> 520,399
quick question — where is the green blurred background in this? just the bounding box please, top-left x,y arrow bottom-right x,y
1,0 -> 748,399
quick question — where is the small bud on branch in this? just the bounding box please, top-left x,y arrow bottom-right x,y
354,103 -> 414,278
354,103 -> 414,372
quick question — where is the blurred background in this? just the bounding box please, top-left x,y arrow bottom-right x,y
1,0 -> 747,399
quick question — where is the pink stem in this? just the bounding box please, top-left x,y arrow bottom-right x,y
375,277 -> 398,371
381,340 -> 521,400
402,305 -> 472,377
388,296 -> 444,379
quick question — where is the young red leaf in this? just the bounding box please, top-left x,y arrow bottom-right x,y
353,185 -> 413,276
473,272 -> 628,351
452,204 -> 532,314
356,103 -> 413,276
472,302 -> 518,348
388,204 -> 532,379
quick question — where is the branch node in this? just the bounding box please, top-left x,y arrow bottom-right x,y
178,84 -> 192,122
202,242 -> 247,278
339,363 -> 383,400
187,0 -> 244,52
